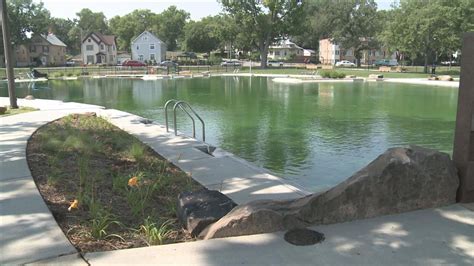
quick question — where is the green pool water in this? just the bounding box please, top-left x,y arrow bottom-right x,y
0,77 -> 458,192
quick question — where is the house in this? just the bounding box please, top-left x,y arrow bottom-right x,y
14,33 -> 67,67
267,40 -> 304,61
319,38 -> 394,65
131,31 -> 166,64
81,32 -> 117,65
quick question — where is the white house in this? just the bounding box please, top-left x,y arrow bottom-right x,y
131,31 -> 166,64
81,32 -> 117,65
267,40 -> 304,61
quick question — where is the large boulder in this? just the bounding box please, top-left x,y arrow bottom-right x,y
177,189 -> 237,236
201,146 -> 459,239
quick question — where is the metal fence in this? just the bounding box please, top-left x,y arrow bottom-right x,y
0,64 -> 246,79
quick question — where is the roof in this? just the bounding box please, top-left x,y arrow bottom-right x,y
131,30 -> 164,45
270,39 -> 303,50
82,32 -> 116,45
34,33 -> 66,47
43,33 -> 67,47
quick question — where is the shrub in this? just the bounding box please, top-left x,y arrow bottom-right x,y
321,70 -> 346,79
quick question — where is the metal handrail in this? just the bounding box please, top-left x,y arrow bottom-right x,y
164,99 -> 179,132
172,101 -> 206,142
176,104 -> 196,138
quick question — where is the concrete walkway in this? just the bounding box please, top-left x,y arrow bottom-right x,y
383,78 -> 459,88
1,97 -> 473,265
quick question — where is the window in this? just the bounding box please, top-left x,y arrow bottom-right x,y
30,46 -> 36,52
88,39 -> 91,43
138,55 -> 144,61
86,45 -> 94,51
335,50 -> 340,55
143,36 -> 148,41
150,54 -> 155,61
150,44 -> 155,50
100,44 -> 104,50
275,51 -> 280,56
43,46 -> 49,52
136,45 -> 139,50
284,51 -> 287,56
113,45 -> 115,51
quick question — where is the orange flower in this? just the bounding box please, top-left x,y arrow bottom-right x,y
68,199 -> 79,211
128,176 -> 138,187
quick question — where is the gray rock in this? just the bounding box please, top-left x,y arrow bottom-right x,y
177,189 -> 237,236
25,95 -> 35,100
201,146 -> 459,239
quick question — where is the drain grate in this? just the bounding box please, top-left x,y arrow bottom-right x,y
284,228 -> 325,246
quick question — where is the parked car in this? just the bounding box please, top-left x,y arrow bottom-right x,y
440,60 -> 458,66
221,60 -> 241,66
267,60 -> 284,67
335,60 -> 356,67
160,61 -> 178,67
122,60 -> 146,67
374,59 -> 398,67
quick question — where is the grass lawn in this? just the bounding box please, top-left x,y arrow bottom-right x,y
240,66 -> 460,78
0,106 -> 37,117
27,113 -> 202,252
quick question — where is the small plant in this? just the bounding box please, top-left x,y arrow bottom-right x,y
90,209 -> 123,240
126,172 -> 160,218
139,217 -> 174,245
127,142 -> 146,164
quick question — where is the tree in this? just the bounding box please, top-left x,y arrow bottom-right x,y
291,0 -> 335,50
325,0 -> 380,67
212,15 -> 239,58
219,0 -> 305,68
75,8 -> 109,35
48,18 -> 77,54
109,9 -> 157,51
182,18 -> 219,53
379,0 -> 473,72
4,0 -> 51,45
154,6 -> 189,51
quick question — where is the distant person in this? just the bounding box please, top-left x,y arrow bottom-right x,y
431,63 -> 436,75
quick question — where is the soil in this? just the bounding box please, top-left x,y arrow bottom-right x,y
26,114 -> 203,252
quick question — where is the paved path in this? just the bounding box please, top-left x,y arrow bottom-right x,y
1,97 -> 473,265
0,101 -> 103,264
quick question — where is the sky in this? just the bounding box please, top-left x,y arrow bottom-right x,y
34,0 -> 396,21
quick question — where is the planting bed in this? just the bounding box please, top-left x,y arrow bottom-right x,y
27,113 -> 202,252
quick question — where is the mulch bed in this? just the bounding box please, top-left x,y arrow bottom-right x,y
26,113 -> 203,252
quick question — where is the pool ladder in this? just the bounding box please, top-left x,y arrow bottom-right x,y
164,99 -> 206,142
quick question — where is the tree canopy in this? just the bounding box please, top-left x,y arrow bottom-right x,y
219,0 -> 305,67
379,0 -> 474,71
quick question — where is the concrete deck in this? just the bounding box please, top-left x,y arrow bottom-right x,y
84,204 -> 474,266
384,78 -> 459,88
1,97 -> 473,265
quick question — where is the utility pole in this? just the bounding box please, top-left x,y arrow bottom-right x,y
0,0 -> 18,108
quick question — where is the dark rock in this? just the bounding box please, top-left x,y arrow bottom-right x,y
202,146 -> 459,239
177,189 -> 237,236
0,106 -> 6,114
284,228 -> 325,246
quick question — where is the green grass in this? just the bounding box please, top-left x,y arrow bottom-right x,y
243,67 -> 459,78
0,106 -> 37,117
